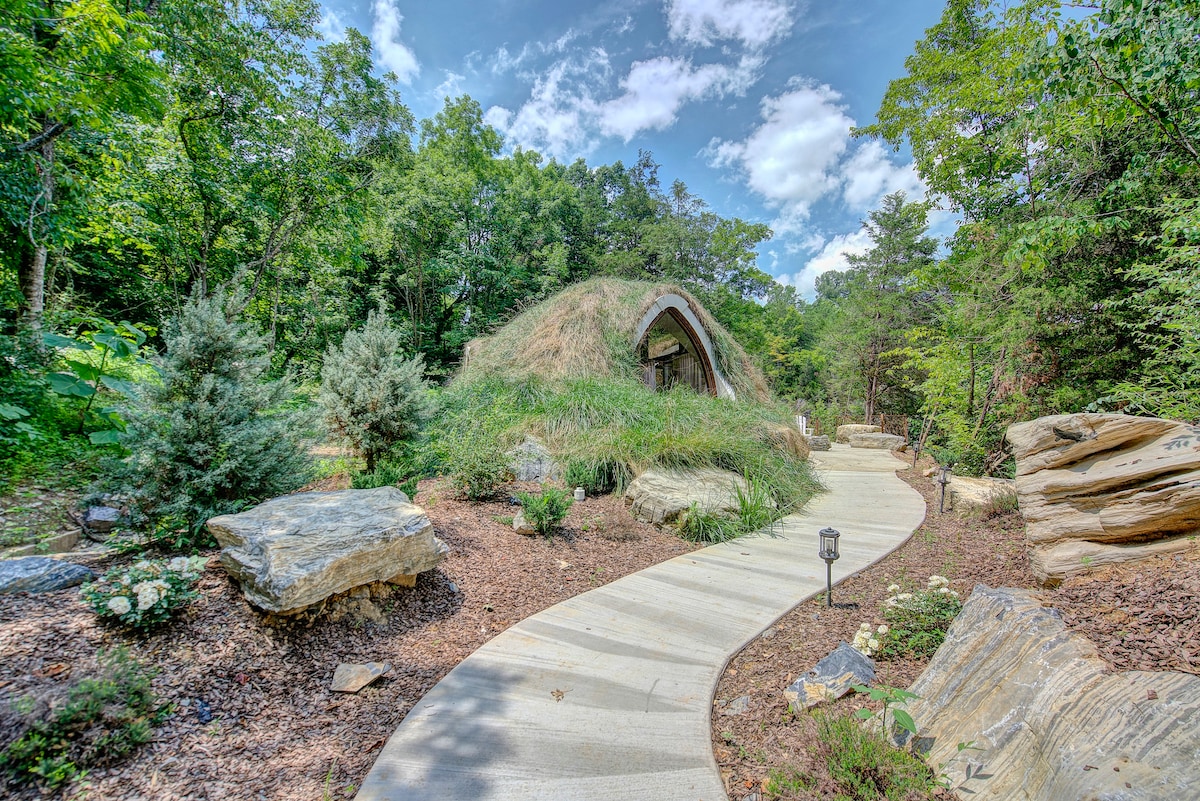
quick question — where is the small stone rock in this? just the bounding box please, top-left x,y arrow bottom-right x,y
83,505 -> 122,539
196,699 -> 213,724
513,511 -> 536,536
784,642 -> 876,711
760,627 -> 777,640
331,662 -> 392,693
0,557 -> 95,594
804,434 -> 832,451
720,695 -> 751,716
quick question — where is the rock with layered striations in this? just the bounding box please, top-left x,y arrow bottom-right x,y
948,476 -> 1017,513
902,586 -> 1200,801
849,432 -> 906,451
835,424 -> 880,443
207,487 -> 448,614
1007,413 -> 1200,585
784,642 -> 875,711
508,436 -> 561,482
0,556 -> 94,594
804,434 -> 831,451
624,467 -> 752,527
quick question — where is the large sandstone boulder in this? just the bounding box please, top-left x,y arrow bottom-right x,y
849,432 -> 906,450
1007,413 -> 1200,585
948,476 -> 1017,513
207,487 -> 447,614
836,424 -> 880,443
624,467 -> 753,527
903,586 -> 1200,801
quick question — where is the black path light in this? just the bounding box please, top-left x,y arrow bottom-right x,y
937,464 -> 953,514
818,527 -> 841,607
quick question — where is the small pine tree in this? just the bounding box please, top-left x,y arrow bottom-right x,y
320,312 -> 434,472
115,290 -> 309,543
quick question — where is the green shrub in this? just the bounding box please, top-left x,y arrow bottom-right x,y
0,648 -> 164,789
320,312 -> 435,472
876,576 -> 964,659
517,486 -> 574,536
564,458 -> 619,495
350,459 -> 419,497
112,288 -> 311,544
80,556 -> 206,630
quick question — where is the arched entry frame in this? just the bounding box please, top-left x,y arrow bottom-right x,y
633,294 -> 737,400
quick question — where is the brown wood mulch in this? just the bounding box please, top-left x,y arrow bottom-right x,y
0,479 -> 698,800
709,456 -> 1200,801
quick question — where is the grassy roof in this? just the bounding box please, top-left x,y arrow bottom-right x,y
458,278 -> 773,403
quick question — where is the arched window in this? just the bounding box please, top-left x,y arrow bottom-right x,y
633,294 -> 735,399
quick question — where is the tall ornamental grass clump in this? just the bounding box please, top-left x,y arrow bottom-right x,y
320,312 -> 435,472
113,290 -> 310,545
428,376 -> 820,516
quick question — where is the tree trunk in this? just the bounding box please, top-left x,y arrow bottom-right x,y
17,123 -> 56,331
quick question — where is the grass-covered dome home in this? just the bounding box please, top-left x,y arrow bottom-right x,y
428,278 -> 818,533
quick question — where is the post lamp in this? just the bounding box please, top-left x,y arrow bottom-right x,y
818,527 -> 841,607
937,464 -> 953,514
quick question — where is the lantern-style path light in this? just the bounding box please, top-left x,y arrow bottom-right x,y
818,527 -> 841,607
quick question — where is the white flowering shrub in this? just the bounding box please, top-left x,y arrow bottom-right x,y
81,557 -> 206,630
851,576 -> 963,659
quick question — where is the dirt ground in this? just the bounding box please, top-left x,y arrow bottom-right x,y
710,456 -> 1200,801
0,479 -> 698,800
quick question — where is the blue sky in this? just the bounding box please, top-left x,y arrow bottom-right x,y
317,0 -> 952,297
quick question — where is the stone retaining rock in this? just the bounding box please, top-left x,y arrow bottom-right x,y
835,424 -> 880,443
1007,413 -> 1200,585
948,476 -> 1017,513
903,586 -> 1200,801
207,487 -> 448,615
804,434 -> 831,452
624,467 -> 752,527
508,436 -> 562,482
784,642 -> 875,711
849,432 -> 906,450
0,557 -> 95,594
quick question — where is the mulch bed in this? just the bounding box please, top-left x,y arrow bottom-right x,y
0,479 -> 697,800
709,455 -> 1200,800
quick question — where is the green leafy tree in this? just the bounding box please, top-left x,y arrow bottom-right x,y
114,288 -> 309,543
319,311 -> 434,472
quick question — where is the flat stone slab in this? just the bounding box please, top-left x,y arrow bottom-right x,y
904,586 -> 1200,800
784,642 -> 875,710
849,432 -> 906,450
0,557 -> 94,594
207,487 -> 447,614
332,662 -> 392,693
624,466 -> 751,526
836,424 -> 880,443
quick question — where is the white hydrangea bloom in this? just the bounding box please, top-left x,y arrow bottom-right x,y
867,638 -> 880,651
887,584 -> 901,593
107,595 -> 132,615
877,625 -> 889,635
168,557 -> 190,573
136,583 -> 160,611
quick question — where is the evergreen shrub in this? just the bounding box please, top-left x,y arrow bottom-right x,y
320,312 -> 434,472
516,486 -> 574,536
113,290 -> 310,544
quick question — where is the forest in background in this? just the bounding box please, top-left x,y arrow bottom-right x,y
2,0 -> 1197,490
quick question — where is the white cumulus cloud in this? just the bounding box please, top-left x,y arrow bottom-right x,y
781,229 -> 873,298
317,10 -> 346,42
706,82 -> 854,230
371,0 -> 420,84
598,55 -> 760,141
666,0 -> 794,48
841,140 -> 925,211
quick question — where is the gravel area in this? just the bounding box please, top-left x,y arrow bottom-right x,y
0,478 -> 698,800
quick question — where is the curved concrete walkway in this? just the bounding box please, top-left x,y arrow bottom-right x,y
356,445 -> 926,801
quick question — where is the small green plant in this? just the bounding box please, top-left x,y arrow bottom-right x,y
815,708 -> 937,800
765,765 -> 816,794
80,556 -> 206,630
516,486 -> 574,536
42,317 -> 150,441
564,458 -> 619,495
851,684 -> 920,738
0,648 -> 164,789
350,459 -> 419,497
678,478 -> 777,543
